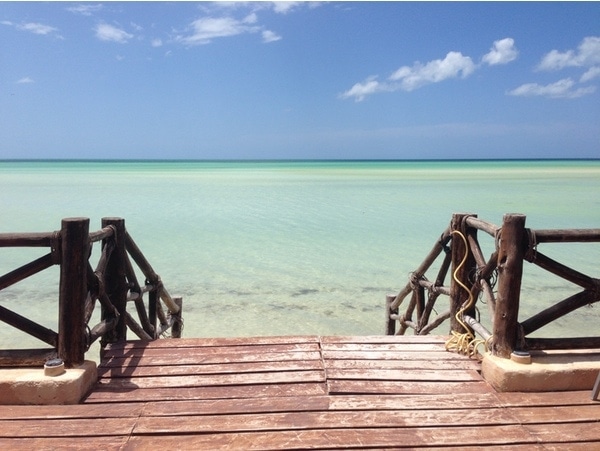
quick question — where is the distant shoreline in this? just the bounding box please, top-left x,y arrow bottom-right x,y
1,158 -> 599,164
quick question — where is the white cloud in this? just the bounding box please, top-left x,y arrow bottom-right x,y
508,36 -> 600,100
18,22 -> 58,36
4,21 -> 63,39
17,77 -> 34,84
390,51 -> 476,91
66,4 -> 103,16
482,38 -> 518,65
271,2 -> 302,14
211,1 -> 321,15
176,15 -> 260,45
581,66 -> 600,83
176,3 -> 321,46
508,78 -> 596,99
95,23 -> 133,43
340,77 -> 385,102
262,30 -> 281,43
244,13 -> 258,24
151,38 -> 163,48
538,36 -> 600,70
341,38 -> 516,101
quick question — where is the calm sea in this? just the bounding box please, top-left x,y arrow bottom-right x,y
1,160 -> 599,350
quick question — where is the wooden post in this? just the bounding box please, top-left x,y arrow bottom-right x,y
492,213 -> 527,358
449,213 -> 477,334
415,284 -> 425,334
149,289 -> 158,338
58,217 -> 89,367
385,294 -> 397,335
101,217 -> 128,343
171,296 -> 183,338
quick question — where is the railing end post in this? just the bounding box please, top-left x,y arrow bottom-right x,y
492,213 -> 527,358
58,217 -> 90,367
385,294 -> 397,335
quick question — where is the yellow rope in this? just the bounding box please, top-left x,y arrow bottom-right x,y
444,230 -> 490,360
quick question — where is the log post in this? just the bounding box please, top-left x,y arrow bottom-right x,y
415,284 -> 425,334
449,213 -> 477,334
492,213 -> 527,358
58,217 -> 89,367
101,217 -> 128,344
171,296 -> 183,338
149,288 -> 158,338
385,294 -> 397,335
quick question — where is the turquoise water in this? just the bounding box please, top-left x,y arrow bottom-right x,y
1,160 -> 599,350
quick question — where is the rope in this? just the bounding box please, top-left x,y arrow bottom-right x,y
444,230 -> 490,360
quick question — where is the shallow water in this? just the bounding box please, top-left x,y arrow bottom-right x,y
1,160 -> 599,350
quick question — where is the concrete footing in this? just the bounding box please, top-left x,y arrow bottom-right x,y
0,360 -> 97,405
482,350 -> 600,392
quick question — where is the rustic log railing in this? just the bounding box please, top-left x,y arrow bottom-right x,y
0,217 -> 183,368
386,212 -> 600,358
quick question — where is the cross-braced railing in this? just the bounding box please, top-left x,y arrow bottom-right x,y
386,212 -> 600,358
0,217 -> 182,367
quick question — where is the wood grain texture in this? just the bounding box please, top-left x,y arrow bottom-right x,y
2,335 -> 599,449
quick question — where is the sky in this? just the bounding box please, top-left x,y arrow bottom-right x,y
1,1 -> 599,160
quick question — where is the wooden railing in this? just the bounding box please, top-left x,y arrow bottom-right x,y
0,217 -> 182,367
386,213 -> 600,358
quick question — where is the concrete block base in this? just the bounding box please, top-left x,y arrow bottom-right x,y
0,360 -> 97,405
482,350 -> 600,392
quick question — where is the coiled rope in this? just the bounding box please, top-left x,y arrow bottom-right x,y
444,230 -> 490,360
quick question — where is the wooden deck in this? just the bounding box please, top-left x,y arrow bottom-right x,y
1,335 -> 600,449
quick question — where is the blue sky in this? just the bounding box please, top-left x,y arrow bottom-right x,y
1,1 -> 599,160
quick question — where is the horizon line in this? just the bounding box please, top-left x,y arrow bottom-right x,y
2,157 -> 599,163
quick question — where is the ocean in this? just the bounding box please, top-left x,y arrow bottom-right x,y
1,160 -> 599,351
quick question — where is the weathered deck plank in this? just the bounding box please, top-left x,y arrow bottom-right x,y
98,359 -> 323,377
97,369 -> 326,388
0,437 -> 129,450
101,350 -> 321,367
132,408 -> 522,434
86,382 -> 328,403
123,425 -> 541,450
2,335 -> 600,449
0,417 -> 137,437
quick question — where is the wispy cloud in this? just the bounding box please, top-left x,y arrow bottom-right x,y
176,14 -> 260,45
130,22 -> 143,32
210,2 -> 319,15
509,36 -> 599,99
341,38 -> 517,102
16,77 -> 34,84
508,78 -> 596,99
66,4 -> 103,16
176,2 -> 320,46
581,66 -> 600,83
262,30 -> 281,43
18,22 -> 58,35
339,77 -> 385,103
537,36 -> 600,70
271,1 -> 303,14
3,20 -> 63,39
95,23 -> 133,43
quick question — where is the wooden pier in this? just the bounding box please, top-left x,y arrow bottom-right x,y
2,214 -> 600,448
2,335 -> 600,449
